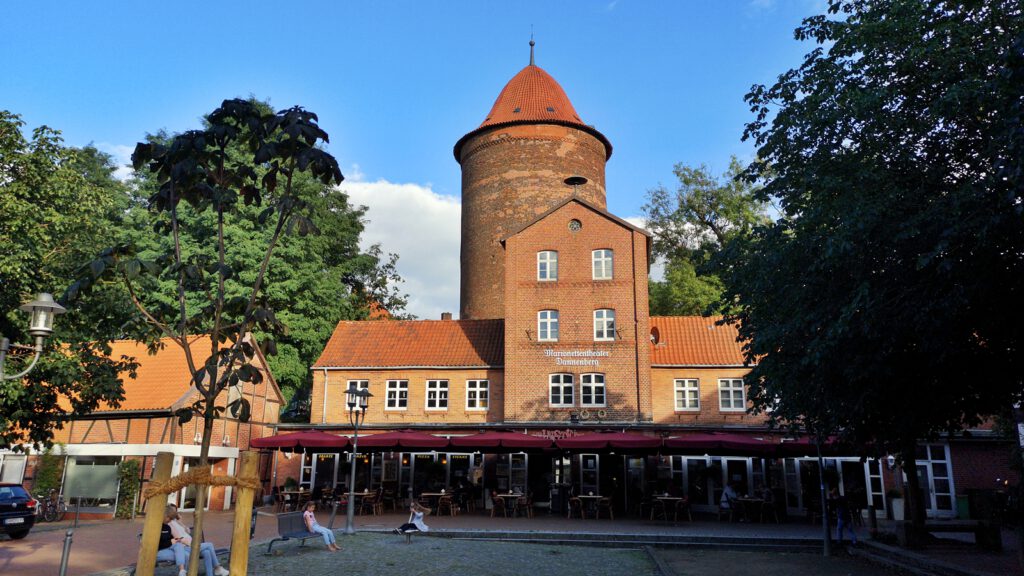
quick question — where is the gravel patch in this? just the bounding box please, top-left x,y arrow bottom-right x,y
247,532 -> 660,576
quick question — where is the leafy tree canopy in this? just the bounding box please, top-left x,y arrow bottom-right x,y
724,0 -> 1023,476
1,111 -> 138,449
643,156 -> 769,315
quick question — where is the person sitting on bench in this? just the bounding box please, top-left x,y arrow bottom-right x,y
166,504 -> 229,576
394,502 -> 430,535
157,509 -> 188,576
303,501 -> 339,551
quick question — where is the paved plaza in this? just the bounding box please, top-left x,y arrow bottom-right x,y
0,507 -> 1018,576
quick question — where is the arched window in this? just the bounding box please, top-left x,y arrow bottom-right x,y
592,249 -> 613,280
537,250 -> 558,281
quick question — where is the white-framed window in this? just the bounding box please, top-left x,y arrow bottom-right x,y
386,380 -> 408,410
537,250 -> 558,281
592,249 -> 613,280
580,373 -> 606,407
466,380 -> 489,410
425,380 -> 448,410
674,379 -> 700,411
346,380 -> 369,412
538,310 -> 559,341
593,309 -> 616,341
718,378 -> 746,411
549,373 -> 574,407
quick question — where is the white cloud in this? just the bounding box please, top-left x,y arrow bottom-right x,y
96,142 -> 135,181
623,216 -> 664,282
340,179 -> 461,320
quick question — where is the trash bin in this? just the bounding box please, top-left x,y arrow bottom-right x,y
956,494 -> 969,519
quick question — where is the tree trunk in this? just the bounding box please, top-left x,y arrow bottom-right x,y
186,414 -> 214,576
902,443 -> 925,527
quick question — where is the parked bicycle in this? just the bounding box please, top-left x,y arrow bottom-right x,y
35,488 -> 67,522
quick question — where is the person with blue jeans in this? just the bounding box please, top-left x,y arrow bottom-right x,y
157,510 -> 189,576
303,501 -> 339,551
166,504 -> 230,575
829,487 -> 859,546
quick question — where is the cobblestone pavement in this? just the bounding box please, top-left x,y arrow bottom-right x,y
246,532 -> 659,576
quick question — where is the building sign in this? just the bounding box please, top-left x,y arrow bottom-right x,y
535,429 -> 582,441
544,349 -> 610,366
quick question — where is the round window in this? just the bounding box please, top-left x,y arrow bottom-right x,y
568,219 -> 582,232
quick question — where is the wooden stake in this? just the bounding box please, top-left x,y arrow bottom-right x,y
136,451 -> 173,576
229,451 -> 259,575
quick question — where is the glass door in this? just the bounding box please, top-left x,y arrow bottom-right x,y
579,454 -> 599,495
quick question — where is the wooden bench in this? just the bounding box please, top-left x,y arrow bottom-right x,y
895,520 -> 1002,551
265,512 -> 331,554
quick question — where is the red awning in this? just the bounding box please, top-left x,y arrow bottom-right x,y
663,432 -> 777,455
449,431 -> 553,451
556,432 -> 662,451
356,430 -> 450,450
249,430 -> 350,451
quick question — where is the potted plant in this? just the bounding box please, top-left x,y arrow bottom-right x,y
886,488 -> 905,521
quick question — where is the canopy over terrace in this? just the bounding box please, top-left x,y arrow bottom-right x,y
355,430 -> 451,451
556,431 -> 662,453
449,431 -> 554,453
249,430 -> 350,452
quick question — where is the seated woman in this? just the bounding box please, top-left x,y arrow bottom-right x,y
166,504 -> 229,576
157,509 -> 188,576
394,502 -> 430,534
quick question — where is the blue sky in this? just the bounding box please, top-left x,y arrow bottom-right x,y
3,0 -> 825,319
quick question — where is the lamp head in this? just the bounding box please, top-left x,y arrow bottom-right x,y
345,385 -> 373,410
20,293 -> 66,338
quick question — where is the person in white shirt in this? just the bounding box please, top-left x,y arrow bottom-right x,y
720,482 -> 739,509
165,505 -> 229,576
394,502 -> 431,534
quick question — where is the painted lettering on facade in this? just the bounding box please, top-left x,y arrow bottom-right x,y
544,349 -> 610,366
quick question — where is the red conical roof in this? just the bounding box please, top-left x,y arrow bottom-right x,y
454,63 -> 612,161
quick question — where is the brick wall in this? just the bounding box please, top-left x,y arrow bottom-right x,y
311,368 -> 504,426
650,366 -> 769,427
503,201 -> 651,422
459,124 -> 608,320
949,441 -> 1019,493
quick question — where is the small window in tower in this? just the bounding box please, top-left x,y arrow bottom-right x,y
568,219 -> 582,232
513,107 -> 521,113
546,107 -> 555,112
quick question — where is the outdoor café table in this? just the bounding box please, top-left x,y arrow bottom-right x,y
349,490 -> 374,514
577,494 -> 604,518
418,492 -> 448,513
495,492 -> 521,517
735,497 -> 765,522
654,496 -> 682,521
281,490 -> 310,511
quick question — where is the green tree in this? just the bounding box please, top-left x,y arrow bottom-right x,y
643,157 -> 768,315
0,111 -> 138,449
68,99 -> 356,575
118,106 -> 407,406
724,0 -> 1023,528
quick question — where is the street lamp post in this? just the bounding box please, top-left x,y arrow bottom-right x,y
0,293 -> 66,381
344,384 -> 371,535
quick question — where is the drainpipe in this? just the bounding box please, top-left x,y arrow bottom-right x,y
321,368 -> 329,424
631,231 -> 642,423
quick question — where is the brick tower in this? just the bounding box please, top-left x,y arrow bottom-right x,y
454,42 -> 613,319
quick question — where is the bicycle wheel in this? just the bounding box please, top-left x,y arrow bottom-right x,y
43,504 -> 57,522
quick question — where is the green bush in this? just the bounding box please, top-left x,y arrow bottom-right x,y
32,443 -> 66,496
116,459 -> 141,519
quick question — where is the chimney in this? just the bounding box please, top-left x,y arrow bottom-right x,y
441,312 -> 453,320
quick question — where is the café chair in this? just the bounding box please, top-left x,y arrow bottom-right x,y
567,496 -> 585,519
650,499 -> 667,521
514,494 -> 533,518
675,497 -> 692,522
437,495 -> 459,517
596,497 -> 614,520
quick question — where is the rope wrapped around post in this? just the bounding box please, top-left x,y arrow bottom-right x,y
142,466 -> 260,499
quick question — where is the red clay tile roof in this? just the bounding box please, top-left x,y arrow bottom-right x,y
313,319 -> 504,368
87,335 -> 281,412
649,316 -> 750,366
454,64 -> 612,161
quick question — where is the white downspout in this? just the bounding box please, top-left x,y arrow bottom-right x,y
321,368 -> 329,424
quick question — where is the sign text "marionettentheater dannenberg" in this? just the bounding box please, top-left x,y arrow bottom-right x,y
544,349 -> 611,366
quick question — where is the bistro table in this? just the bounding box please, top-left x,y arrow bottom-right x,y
280,490 -> 311,512
576,494 -> 605,518
418,492 -> 448,513
493,492 -> 522,517
735,497 -> 766,522
652,495 -> 682,521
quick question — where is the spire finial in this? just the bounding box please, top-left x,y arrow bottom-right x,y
529,30 -> 535,66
